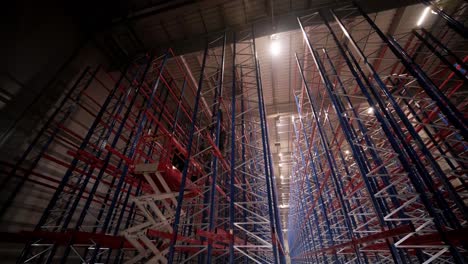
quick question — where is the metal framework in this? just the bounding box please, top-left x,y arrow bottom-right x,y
288,1 -> 467,263
2,1 -> 467,264
1,30 -> 284,263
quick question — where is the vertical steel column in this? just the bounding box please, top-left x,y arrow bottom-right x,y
351,4 -> 468,141
206,32 -> 226,262
413,29 -> 468,82
332,7 -> 468,223
229,32 -> 237,264
114,179 -> 142,264
171,79 -> 187,134
258,55 -> 286,263
240,70 -> 247,264
167,44 -> 209,264
291,111 -> 333,263
295,47 -> 360,263
52,56 -> 156,264
16,61 -> 131,263
321,48 -> 412,262
298,15 -> 414,263
261,71 -> 286,264
252,33 -> 280,263
98,84 -> 170,262
88,52 -> 170,263
0,66 -> 95,217
73,57 -> 155,231
327,10 -> 465,260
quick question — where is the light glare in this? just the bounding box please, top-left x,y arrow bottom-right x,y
417,7 -> 431,26
271,41 -> 280,56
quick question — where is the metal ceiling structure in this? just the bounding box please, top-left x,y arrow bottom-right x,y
0,0 -> 467,263
94,0 -> 419,61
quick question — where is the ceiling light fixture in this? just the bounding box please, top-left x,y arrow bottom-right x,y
417,6 -> 431,26
367,107 -> 374,114
270,40 -> 280,56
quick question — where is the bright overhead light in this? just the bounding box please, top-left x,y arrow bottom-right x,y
278,153 -> 282,157
367,107 -> 374,114
280,175 -> 284,179
270,40 -> 280,56
279,163 -> 283,167
417,7 -> 431,26
345,150 -> 350,155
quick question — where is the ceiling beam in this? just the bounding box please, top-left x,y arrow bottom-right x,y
106,0 -> 419,57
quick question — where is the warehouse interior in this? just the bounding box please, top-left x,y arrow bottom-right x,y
1,0 -> 467,263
